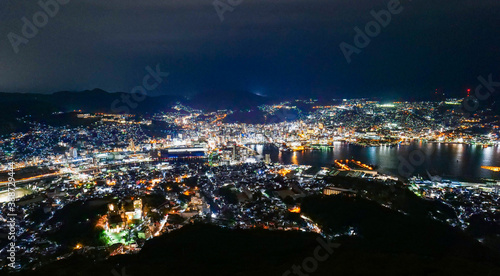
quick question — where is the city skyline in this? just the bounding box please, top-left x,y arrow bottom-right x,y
1,1 -> 500,275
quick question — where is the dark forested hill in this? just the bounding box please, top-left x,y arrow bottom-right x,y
6,195 -> 500,276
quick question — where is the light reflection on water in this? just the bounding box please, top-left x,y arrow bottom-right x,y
250,142 -> 500,180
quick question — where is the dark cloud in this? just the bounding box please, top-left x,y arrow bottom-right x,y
0,0 -> 499,99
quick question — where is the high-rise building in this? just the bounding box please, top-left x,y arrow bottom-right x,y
133,199 -> 143,220
265,154 -> 271,164
69,147 -> 78,159
128,139 -> 136,152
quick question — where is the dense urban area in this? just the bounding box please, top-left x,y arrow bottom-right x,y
1,98 -> 500,273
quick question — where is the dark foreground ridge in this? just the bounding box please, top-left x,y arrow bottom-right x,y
5,195 -> 500,276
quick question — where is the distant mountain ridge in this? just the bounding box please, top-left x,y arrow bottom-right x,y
0,89 -> 272,114
185,90 -> 271,111
2,88 -> 495,117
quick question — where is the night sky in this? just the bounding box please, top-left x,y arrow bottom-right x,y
0,0 -> 499,99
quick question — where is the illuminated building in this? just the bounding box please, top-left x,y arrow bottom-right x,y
323,187 -> 356,196
264,154 -> 271,164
